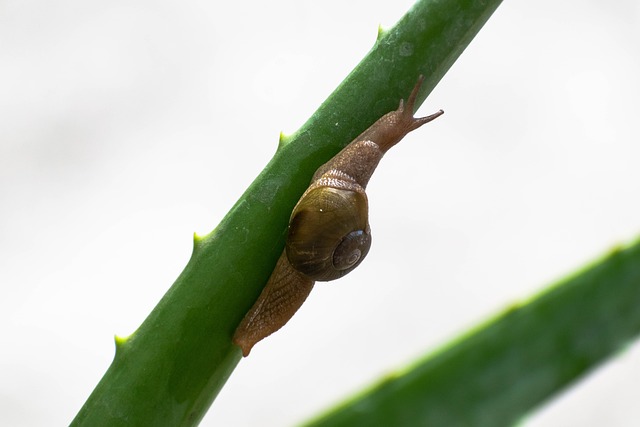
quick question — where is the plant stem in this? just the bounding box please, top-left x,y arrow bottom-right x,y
71,0 -> 503,425
303,239 -> 640,427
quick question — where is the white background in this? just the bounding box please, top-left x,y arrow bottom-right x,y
1,0 -> 639,425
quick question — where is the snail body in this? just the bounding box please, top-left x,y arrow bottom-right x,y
233,76 -> 443,356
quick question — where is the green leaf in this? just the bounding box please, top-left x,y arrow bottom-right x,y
71,0 -> 503,425
303,239 -> 640,427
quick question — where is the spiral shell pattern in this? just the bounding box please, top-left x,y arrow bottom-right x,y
286,185 -> 371,281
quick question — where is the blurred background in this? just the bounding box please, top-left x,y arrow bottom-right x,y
1,0 -> 639,425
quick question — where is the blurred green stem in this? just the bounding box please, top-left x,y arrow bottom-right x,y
304,239 -> 640,427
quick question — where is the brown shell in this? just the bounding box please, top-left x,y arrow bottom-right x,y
286,186 -> 371,281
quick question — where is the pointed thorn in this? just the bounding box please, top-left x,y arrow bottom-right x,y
193,232 -> 205,250
277,131 -> 290,150
114,335 -> 129,353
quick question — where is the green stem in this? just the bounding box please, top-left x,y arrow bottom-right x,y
303,239 -> 640,427
71,0 -> 503,425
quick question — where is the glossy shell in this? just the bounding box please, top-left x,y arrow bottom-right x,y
286,186 -> 371,281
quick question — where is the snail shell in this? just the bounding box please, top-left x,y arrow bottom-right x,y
286,174 -> 371,281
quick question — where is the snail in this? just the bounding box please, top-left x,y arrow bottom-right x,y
233,76 -> 443,356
